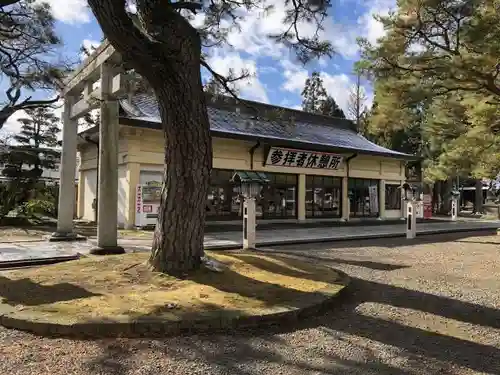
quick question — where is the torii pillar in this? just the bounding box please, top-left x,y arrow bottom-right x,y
50,41 -> 124,254
49,96 -> 82,241
90,63 -> 124,254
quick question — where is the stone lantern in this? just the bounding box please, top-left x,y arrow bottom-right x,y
401,182 -> 419,239
231,171 -> 269,249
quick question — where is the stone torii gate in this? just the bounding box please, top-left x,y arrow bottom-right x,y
50,40 -> 128,254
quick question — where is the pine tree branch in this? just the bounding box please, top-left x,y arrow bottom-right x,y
200,58 -> 248,102
87,0 -> 161,66
0,0 -> 21,6
170,2 -> 203,13
0,96 -> 59,129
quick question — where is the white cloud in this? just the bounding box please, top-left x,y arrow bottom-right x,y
280,60 -> 309,94
207,51 -> 269,103
36,0 -> 90,24
80,39 -> 101,60
1,109 -> 26,136
358,0 -> 396,45
320,73 -> 354,114
280,65 -> 372,116
196,1 -> 360,61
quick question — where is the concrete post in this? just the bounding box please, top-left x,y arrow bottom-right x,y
243,197 -> 256,250
378,179 -> 386,220
91,63 -> 124,255
451,197 -> 458,221
50,96 -> 82,241
406,200 -> 416,239
297,174 -> 306,221
341,176 -> 349,221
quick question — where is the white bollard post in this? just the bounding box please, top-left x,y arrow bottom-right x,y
406,200 -> 417,239
243,197 -> 256,250
451,197 -> 458,221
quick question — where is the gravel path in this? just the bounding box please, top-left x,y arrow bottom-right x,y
2,231 -> 500,374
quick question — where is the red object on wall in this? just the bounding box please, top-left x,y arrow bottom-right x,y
423,194 -> 432,219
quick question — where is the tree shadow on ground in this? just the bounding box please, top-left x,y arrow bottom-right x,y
0,275 -> 100,306
269,230 -> 498,251
85,250 -> 500,374
454,240 -> 500,246
193,253 -> 500,373
240,251 -> 410,271
174,254 -> 346,310
226,253 -> 500,330
84,341 -> 130,375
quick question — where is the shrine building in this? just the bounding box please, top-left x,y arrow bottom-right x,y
76,93 -> 416,229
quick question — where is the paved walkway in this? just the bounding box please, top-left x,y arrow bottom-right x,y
0,220 -> 499,264
115,220 -> 500,250
2,232 -> 500,374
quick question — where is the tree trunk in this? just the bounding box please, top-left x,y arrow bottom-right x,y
474,179 -> 483,214
148,83 -> 212,274
88,1 -> 212,275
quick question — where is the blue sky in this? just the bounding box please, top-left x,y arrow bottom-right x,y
2,0 -> 395,135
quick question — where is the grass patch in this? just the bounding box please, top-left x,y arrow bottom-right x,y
118,229 -> 153,238
0,251 -> 344,324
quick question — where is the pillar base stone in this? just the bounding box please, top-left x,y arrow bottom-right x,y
48,232 -> 86,242
90,246 -> 126,255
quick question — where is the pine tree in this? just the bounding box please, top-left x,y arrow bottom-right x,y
87,0 -> 336,274
0,0 -> 67,128
2,107 -> 60,182
302,72 -> 327,113
319,96 -> 345,118
359,0 -> 500,101
302,72 -> 345,118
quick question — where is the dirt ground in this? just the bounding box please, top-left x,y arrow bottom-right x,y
1,231 -> 500,375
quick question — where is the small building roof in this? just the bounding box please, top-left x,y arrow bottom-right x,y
232,171 -> 270,184
115,93 -> 416,160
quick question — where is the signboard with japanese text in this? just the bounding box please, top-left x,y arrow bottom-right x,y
265,147 -> 343,170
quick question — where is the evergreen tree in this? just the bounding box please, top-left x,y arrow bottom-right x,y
360,0 -> 500,183
302,71 -> 345,118
0,0 -> 68,128
359,0 -> 500,101
319,96 -> 345,118
302,72 -> 327,113
87,0 -> 336,274
1,107 -> 60,182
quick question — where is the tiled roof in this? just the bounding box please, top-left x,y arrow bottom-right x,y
119,94 -> 415,159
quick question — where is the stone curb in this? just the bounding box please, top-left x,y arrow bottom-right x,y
204,226 -> 499,251
0,254 -> 81,269
0,271 -> 351,339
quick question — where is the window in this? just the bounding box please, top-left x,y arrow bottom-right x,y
206,169 -> 240,220
385,184 -> 401,210
257,172 -> 297,218
205,169 -> 298,220
348,178 -> 379,217
306,175 -> 342,218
